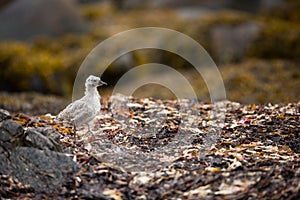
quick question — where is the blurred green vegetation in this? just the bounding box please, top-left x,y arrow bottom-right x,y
249,19 -> 300,59
0,0 -> 299,104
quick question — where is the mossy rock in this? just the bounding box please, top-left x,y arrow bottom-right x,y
0,41 -> 73,95
248,19 -> 300,60
263,0 -> 300,23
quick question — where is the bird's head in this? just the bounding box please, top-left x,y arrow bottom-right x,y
85,75 -> 107,88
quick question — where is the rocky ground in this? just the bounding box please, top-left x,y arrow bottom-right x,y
0,94 -> 299,199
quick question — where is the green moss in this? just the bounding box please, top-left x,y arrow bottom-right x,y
196,11 -> 251,26
81,2 -> 117,21
0,41 -> 66,94
263,0 -> 300,23
0,42 -> 28,65
248,19 -> 300,60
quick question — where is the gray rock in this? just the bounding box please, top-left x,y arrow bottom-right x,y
0,146 -> 77,194
0,0 -> 88,40
35,126 -> 62,148
25,129 -> 57,151
0,127 -> 10,142
0,119 -> 62,151
210,22 -> 261,63
1,119 -> 24,138
0,118 -> 77,195
35,126 -> 58,136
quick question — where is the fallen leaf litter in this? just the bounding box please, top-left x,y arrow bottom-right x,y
3,95 -> 299,199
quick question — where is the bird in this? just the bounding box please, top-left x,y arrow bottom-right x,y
57,75 -> 107,134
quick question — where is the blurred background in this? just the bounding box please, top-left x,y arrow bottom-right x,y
0,0 -> 299,114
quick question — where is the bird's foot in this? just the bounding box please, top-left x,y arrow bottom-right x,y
90,129 -> 105,136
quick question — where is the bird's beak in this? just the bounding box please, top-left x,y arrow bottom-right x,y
99,80 -> 107,86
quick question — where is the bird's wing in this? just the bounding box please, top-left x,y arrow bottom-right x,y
57,100 -> 86,121
72,104 -> 95,125
57,102 -> 73,121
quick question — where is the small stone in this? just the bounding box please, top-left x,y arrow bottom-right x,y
25,129 -> 57,151
0,128 -> 10,142
0,109 -> 11,122
35,127 -> 61,151
1,119 -> 24,137
35,126 -> 58,136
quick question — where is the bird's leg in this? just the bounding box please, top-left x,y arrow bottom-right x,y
72,121 -> 77,141
87,123 -> 92,133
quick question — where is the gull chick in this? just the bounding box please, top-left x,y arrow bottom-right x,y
57,75 -> 107,133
